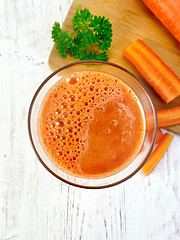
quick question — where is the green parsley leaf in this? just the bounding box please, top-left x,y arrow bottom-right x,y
51,5 -> 112,61
52,22 -> 74,58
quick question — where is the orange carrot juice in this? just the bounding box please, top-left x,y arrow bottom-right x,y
38,71 -> 145,177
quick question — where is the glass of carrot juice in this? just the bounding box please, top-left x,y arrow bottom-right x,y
28,61 -> 157,188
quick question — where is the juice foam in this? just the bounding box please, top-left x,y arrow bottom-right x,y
38,71 -> 145,177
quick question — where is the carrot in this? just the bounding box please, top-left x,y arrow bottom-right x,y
155,129 -> 164,144
157,106 -> 180,128
142,0 -> 180,42
141,132 -> 174,176
123,39 -> 180,103
149,128 -> 163,144
150,128 -> 163,144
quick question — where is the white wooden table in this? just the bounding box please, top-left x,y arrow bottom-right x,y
1,0 -> 180,239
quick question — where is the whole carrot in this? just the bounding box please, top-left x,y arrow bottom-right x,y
142,0 -> 180,42
123,39 -> 180,103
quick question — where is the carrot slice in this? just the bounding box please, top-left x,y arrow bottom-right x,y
142,132 -> 174,176
156,129 -> 164,144
142,0 -> 180,42
149,128 -> 163,144
157,106 -> 180,128
123,39 -> 180,103
155,129 -> 164,144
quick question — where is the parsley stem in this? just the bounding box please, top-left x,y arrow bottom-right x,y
77,4 -> 81,14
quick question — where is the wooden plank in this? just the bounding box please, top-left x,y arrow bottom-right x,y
49,0 -> 180,134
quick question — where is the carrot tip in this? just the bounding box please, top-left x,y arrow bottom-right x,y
141,132 -> 174,176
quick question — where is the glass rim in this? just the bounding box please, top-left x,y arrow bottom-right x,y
28,60 -> 158,189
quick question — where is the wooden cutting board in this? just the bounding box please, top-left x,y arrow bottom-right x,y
48,0 -> 180,134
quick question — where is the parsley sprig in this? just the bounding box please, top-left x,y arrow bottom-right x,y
52,5 -> 113,61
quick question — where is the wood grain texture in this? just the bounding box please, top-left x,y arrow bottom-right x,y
0,0 -> 180,239
49,0 -> 180,134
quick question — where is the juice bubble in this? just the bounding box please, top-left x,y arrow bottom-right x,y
67,127 -> 74,133
61,102 -> 68,108
56,118 -> 65,127
112,120 -> 118,126
56,109 -> 61,114
63,112 -> 68,118
69,95 -> 76,101
63,95 -> 67,99
61,135 -> 66,140
68,76 -> 79,85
